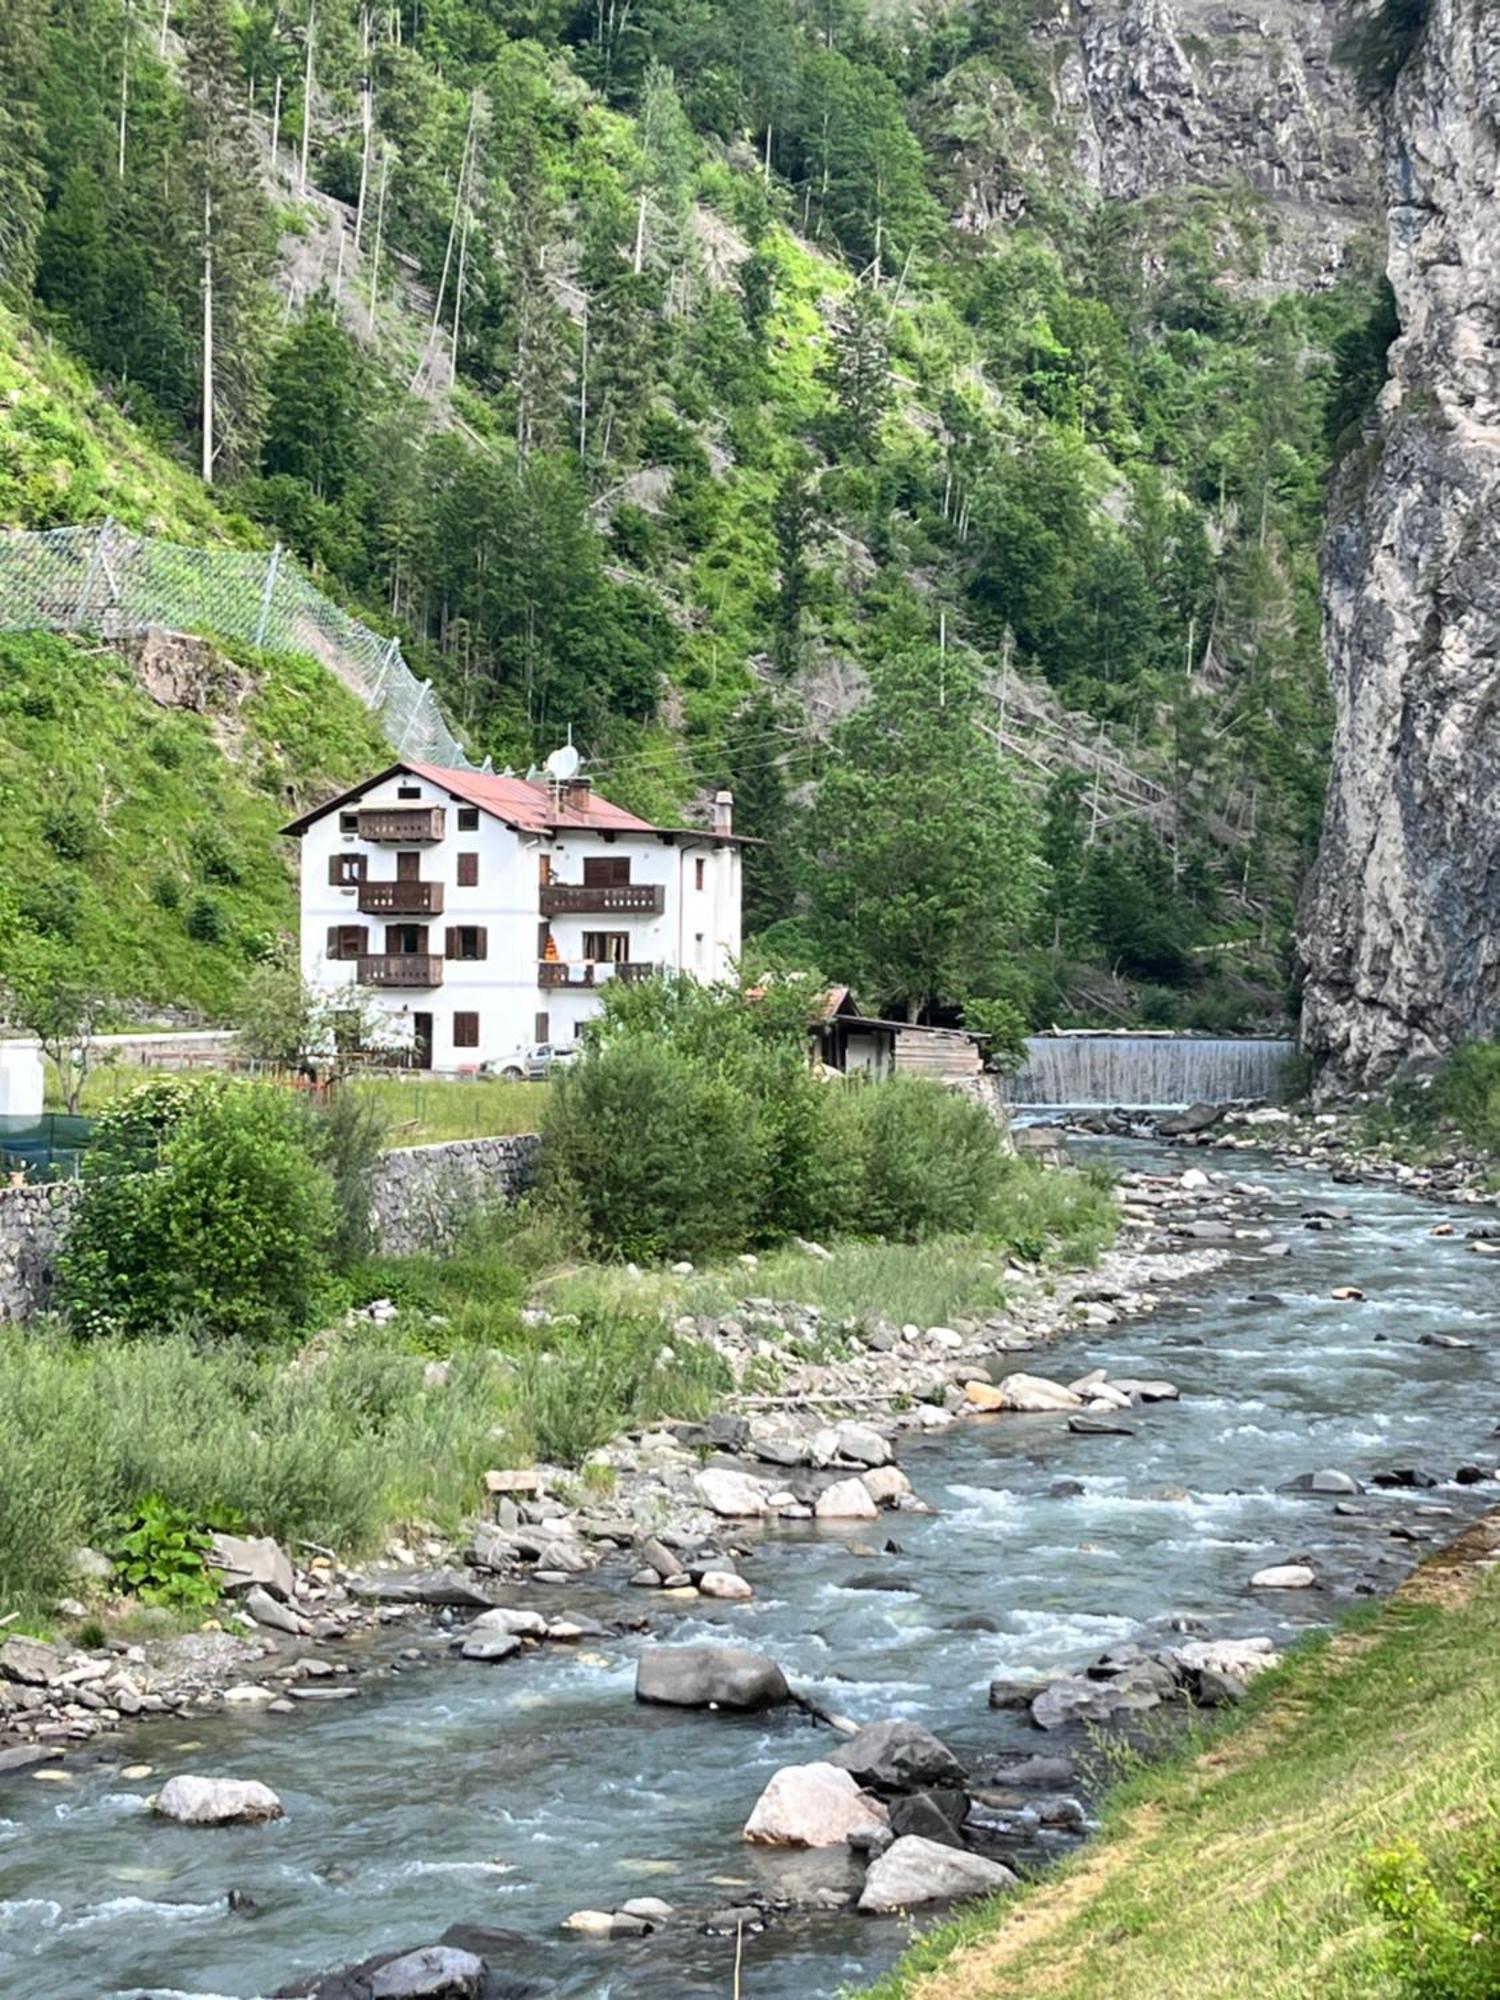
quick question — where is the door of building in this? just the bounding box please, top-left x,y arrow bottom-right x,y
413,1012 -> 433,1070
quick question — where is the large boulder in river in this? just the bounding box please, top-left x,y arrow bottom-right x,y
1030,1671 -> 1169,1732
857,1835 -> 1017,1913
826,1720 -> 967,1793
350,1570 -> 496,1608
693,1469 -> 771,1517
1279,1469 -> 1362,1496
635,1645 -> 790,1711
970,1373 -> 1082,1413
273,1938 -> 544,1999
154,1775 -> 283,1825
1250,1563 -> 1316,1589
209,1532 -> 294,1601
742,1762 -> 889,1846
813,1478 -> 879,1521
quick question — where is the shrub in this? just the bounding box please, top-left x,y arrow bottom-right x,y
108,1494 -> 219,1610
850,1076 -> 1009,1241
542,1036 -> 761,1262
503,1311 -> 730,1464
40,800 -> 101,862
185,892 -> 227,943
1360,1832 -> 1500,1998
60,1077 -> 341,1341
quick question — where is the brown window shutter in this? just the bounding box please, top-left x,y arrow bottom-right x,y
328,855 -> 342,886
474,927 -> 487,960
444,927 -> 458,959
356,926 -> 368,956
453,1011 -> 479,1048
327,925 -> 341,958
457,851 -> 478,887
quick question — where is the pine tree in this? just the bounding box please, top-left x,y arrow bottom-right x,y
503,127 -> 570,460
183,0 -> 273,481
821,284 -> 889,456
0,0 -> 49,302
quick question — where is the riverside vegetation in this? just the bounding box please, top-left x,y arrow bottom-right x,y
0,0 -> 1402,1038
0,980 -> 1115,1626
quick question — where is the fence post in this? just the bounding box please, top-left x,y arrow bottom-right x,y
254,543 -> 284,649
68,517 -> 114,632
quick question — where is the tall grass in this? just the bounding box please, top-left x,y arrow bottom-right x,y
0,1307 -> 729,1623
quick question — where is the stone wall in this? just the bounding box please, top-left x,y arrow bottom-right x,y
368,1134 -> 542,1256
0,1181 -> 80,1321
0,1134 -> 542,1321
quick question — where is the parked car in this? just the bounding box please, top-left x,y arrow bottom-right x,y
485,1042 -> 577,1082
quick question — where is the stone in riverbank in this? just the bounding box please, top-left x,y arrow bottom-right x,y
635,1645 -> 790,1711
1250,1564 -> 1316,1589
351,1570 -> 496,1608
857,1834 -> 1017,1912
814,1478 -> 880,1521
154,1774 -> 283,1824
827,1720 -> 967,1793
742,1761 -> 889,1846
966,1373 -> 1082,1413
693,1469 -> 771,1517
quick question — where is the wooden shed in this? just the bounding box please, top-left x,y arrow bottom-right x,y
812,988 -> 984,1085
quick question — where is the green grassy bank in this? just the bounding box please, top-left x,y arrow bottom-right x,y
865,1517 -> 1500,2000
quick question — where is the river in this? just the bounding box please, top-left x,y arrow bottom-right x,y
3,1140 -> 1498,2000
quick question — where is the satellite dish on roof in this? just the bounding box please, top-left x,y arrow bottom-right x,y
545,743 -> 582,782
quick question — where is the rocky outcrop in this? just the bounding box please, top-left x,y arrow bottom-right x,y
1301,1 -> 1500,1086
932,0 -> 1376,286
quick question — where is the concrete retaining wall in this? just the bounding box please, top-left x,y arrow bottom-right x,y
0,1133 -> 542,1321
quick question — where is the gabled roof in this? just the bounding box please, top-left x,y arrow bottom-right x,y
282,759 -> 729,840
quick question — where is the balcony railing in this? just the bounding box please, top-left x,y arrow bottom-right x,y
538,960 -> 658,990
357,954 -> 445,988
358,880 -> 445,915
539,882 -> 665,917
357,806 -> 446,843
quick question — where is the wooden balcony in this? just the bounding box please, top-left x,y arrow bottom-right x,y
539,882 -> 665,917
357,805 -> 446,843
357,953 -> 445,988
358,880 -> 445,916
538,960 -> 658,990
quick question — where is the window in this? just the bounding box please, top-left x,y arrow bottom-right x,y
398,783 -> 422,800
457,806 -> 479,831
339,810 -> 360,833
695,857 -> 706,891
583,855 -> 631,887
535,1012 -> 550,1044
387,923 -> 426,955
457,851 -> 479,887
328,852 -> 365,887
396,850 -> 420,881
453,1011 -> 480,1049
444,925 -> 488,960
325,924 -> 367,960
583,931 -> 630,963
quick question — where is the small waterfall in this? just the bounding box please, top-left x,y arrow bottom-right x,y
1005,1035 -> 1296,1109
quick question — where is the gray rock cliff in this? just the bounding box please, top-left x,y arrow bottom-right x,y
1300,0 -> 1500,1085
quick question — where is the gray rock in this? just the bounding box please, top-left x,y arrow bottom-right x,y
886,1789 -> 968,1848
1279,1469 -> 1363,1496
469,1606 -> 547,1639
459,1634 -> 521,1663
210,1533 -> 295,1601
1030,1672 -> 1165,1731
0,1636 -> 62,1687
245,1586 -> 308,1637
988,1674 -> 1050,1711
635,1645 -> 790,1711
857,1835 -> 1017,1913
351,1570 -> 495,1608
369,1949 -> 485,1999
826,1720 -> 967,1793
154,1775 -> 284,1824
1068,1414 -> 1135,1437
986,1754 -> 1077,1789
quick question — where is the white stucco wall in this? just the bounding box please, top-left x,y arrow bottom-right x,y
296,773 -> 743,1072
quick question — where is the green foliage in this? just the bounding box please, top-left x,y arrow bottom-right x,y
1359,1831 -> 1500,1999
849,1076 -> 1009,1241
803,646 -> 1039,1020
60,1077 -> 341,1341
503,1310 -> 730,1464
107,1493 -> 219,1610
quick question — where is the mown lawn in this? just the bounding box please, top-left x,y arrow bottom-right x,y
51,1065 -> 548,1144
862,1520 -> 1500,2000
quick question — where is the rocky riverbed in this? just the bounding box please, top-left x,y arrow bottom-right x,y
5,1140 -> 1500,1999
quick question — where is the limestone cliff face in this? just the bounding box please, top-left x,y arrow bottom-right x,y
1050,0 -> 1374,283
1300,0 -> 1500,1086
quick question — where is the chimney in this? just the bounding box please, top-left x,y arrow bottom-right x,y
561,775 -> 591,810
712,789 -> 733,835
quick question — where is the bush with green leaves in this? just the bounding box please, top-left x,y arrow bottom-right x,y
60,1076 -> 340,1341
542,974 -> 1014,1260
107,1494 -> 220,1611
1359,1832 -> 1500,1999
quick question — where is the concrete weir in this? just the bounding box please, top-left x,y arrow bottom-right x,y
1005,1034 -> 1295,1110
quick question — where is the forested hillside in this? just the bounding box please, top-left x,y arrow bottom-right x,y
0,0 -> 1396,1030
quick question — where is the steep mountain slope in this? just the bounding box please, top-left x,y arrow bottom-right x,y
1300,0 -> 1500,1085
0,0 -> 1390,1026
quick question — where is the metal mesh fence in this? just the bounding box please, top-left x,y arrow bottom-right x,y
0,520 -> 473,769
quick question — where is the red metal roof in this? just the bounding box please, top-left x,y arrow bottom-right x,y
281,760 -> 718,839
